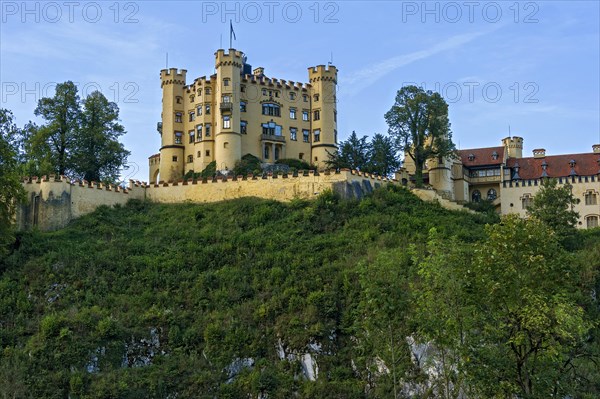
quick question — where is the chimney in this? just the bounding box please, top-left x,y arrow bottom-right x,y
253,67 -> 264,77
593,144 -> 600,154
532,148 -> 546,158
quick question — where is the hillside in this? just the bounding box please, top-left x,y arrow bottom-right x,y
0,185 -> 596,398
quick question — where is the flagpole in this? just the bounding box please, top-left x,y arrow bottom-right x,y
229,20 -> 233,49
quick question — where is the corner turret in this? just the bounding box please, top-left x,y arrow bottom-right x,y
308,64 -> 338,169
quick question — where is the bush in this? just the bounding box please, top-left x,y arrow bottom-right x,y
234,154 -> 262,176
275,158 -> 314,172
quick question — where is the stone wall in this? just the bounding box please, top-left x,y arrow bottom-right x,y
16,170 -> 395,231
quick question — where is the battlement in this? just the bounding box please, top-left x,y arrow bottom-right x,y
160,68 -> 187,86
502,174 -> 599,188
215,48 -> 244,68
308,65 -> 338,83
242,74 -> 312,90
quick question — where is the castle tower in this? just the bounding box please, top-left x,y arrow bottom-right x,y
214,49 -> 243,172
428,156 -> 455,200
159,68 -> 187,182
308,65 -> 338,169
502,136 -> 524,159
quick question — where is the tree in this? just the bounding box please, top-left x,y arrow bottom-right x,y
325,131 -> 370,171
526,178 -> 579,246
384,85 -> 455,187
33,81 -> 81,176
366,134 -> 400,177
416,215 -> 595,398
72,91 -> 129,182
0,109 -> 26,255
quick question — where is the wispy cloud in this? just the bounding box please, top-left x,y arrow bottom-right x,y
340,27 -> 502,96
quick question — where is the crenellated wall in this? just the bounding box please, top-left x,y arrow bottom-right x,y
16,171 -> 397,231
17,175 -> 146,231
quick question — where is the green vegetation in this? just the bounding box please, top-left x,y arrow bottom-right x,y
184,161 -> 217,180
0,185 -> 597,398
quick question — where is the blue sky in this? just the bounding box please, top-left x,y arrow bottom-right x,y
1,1 -> 598,181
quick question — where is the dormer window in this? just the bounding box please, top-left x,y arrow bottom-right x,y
468,154 -> 475,161
569,159 -> 577,176
492,151 -> 498,160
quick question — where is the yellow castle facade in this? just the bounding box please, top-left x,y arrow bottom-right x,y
400,137 -> 600,229
149,48 -> 338,183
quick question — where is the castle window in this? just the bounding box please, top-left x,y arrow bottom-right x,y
289,92 -> 296,100
302,110 -> 309,121
303,129 -> 309,142
224,142 -> 229,149
299,153 -> 304,160
262,121 -> 282,136
176,96 -> 182,104
275,147 -> 280,160
175,113 -> 183,123
262,89 -> 267,96
196,125 -> 202,140
174,131 -> 183,144
522,194 -> 533,209
471,190 -> 481,203
223,78 -> 230,86
222,95 -> 231,103
468,153 -> 475,161
492,151 -> 499,160
313,129 -> 321,142
197,105 -> 202,116
190,94 -> 195,102
334,129 -> 338,144
262,103 -> 280,117
269,90 -> 272,97
189,111 -> 195,122
197,151 -> 201,158
264,146 -> 269,159
197,89 -> 202,96
189,130 -> 195,143
303,94 -> 308,102
205,104 -> 211,115
240,120 -> 247,134
241,85 -> 246,93
223,115 -> 231,129
205,123 -> 211,137
313,110 -> 320,121
585,191 -> 598,205
290,127 -> 297,141
314,94 -> 319,102
172,155 -> 178,162
206,150 -> 211,157
314,156 -> 318,162
586,215 -> 599,228
205,88 -> 211,95
240,101 -> 247,112
275,91 -> 279,98
187,155 -> 193,163
487,188 -> 497,201
334,111 -> 337,122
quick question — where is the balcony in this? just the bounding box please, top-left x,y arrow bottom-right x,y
220,102 -> 233,113
156,122 -> 162,134
261,134 -> 285,143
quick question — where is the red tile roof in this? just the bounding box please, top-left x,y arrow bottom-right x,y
506,153 -> 600,179
458,146 -> 504,167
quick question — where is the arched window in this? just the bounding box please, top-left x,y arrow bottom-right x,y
521,194 -> 533,209
585,190 -> 598,205
487,188 -> 497,201
586,215 -> 599,228
472,190 -> 481,203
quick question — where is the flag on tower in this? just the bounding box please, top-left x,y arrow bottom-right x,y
229,20 -> 236,48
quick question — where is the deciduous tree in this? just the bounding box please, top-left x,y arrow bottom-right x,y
385,86 -> 454,187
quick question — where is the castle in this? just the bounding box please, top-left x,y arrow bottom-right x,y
399,137 -> 600,229
14,47 -> 600,231
149,48 -> 338,183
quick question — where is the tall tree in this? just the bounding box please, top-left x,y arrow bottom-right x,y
526,178 -> 579,247
416,215 -> 594,398
33,81 -> 81,176
384,85 -> 455,187
72,91 -> 129,182
367,134 -> 400,177
325,131 -> 369,171
0,109 -> 25,255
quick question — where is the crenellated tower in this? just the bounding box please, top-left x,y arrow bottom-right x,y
159,68 -> 187,182
308,65 -> 338,169
502,136 -> 524,159
214,49 -> 243,172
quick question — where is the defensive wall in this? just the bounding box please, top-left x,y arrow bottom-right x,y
16,170 -> 401,231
